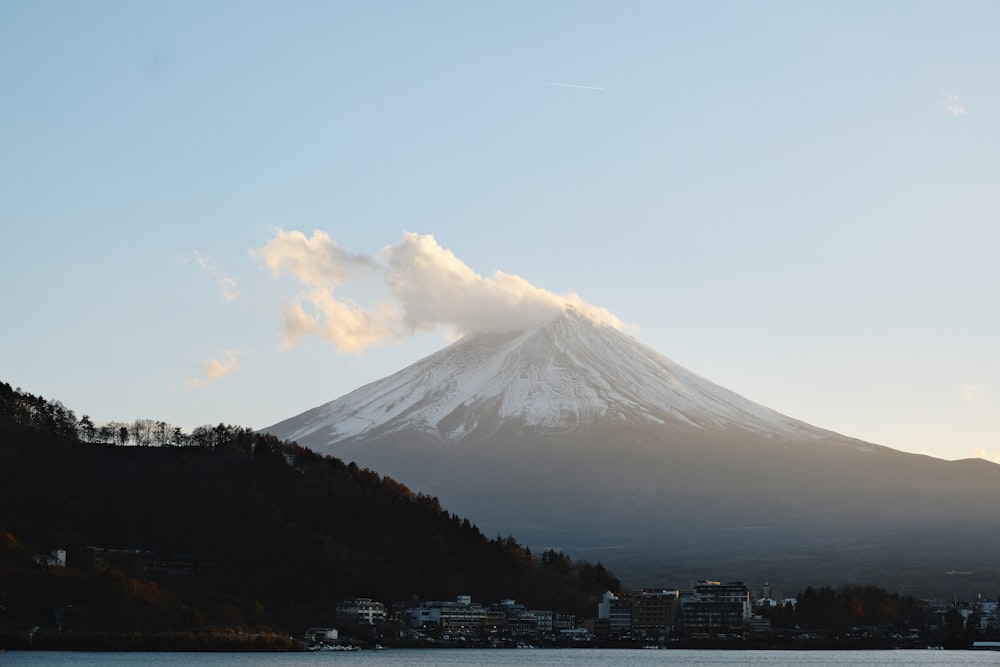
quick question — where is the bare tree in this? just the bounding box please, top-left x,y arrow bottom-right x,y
108,422 -> 129,446
154,421 -> 170,447
190,425 -> 213,448
130,419 -> 155,447
78,415 -> 96,443
170,426 -> 187,447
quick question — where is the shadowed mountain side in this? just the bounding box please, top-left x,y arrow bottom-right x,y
265,312 -> 1000,597
273,419 -> 1000,597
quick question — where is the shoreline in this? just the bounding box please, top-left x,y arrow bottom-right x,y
0,631 -> 974,653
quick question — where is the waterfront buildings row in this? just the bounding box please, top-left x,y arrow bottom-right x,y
331,582 -> 1000,643
597,580 -> 777,639
597,581 -> 1000,642
335,595 -> 575,638
332,581 -> 766,641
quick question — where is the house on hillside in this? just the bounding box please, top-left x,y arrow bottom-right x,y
35,549 -> 66,568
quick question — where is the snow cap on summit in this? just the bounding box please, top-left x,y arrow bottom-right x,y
254,230 -> 627,352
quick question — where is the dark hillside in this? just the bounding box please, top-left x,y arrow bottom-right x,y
0,382 -> 617,633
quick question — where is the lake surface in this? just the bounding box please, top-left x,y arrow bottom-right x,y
0,649 -> 993,666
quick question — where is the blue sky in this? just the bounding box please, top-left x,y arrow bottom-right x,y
3,1 -> 997,462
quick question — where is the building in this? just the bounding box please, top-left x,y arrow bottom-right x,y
755,581 -> 785,608
482,599 -> 556,636
406,596 -> 486,633
504,615 -> 537,636
35,549 -> 66,568
748,615 -> 772,634
528,608 -> 554,633
681,581 -> 752,638
304,627 -> 339,642
631,589 -> 680,639
560,626 -> 591,641
597,591 -> 633,636
553,612 -> 575,633
337,597 -> 387,625
484,606 -> 506,634
974,597 -> 999,631
496,599 -> 528,617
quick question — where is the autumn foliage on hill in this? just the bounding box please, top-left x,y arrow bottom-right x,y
0,381 -> 618,633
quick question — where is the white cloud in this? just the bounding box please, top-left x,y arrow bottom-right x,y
381,232 -> 625,336
254,230 -> 629,353
973,448 -> 1000,464
943,93 -> 967,117
218,275 -> 240,303
284,290 -> 398,353
252,228 -> 376,287
278,302 -> 320,348
182,250 -> 240,303
962,384 -> 984,401
186,349 -> 240,387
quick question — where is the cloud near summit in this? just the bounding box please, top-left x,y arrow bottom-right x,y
253,230 -> 627,352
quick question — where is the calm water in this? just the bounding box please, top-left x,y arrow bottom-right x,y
0,649 -> 993,666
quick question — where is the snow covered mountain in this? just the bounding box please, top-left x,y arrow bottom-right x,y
265,308 -> 1000,596
271,308 -> 854,448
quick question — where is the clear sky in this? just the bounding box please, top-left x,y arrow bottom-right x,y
3,1 -> 998,462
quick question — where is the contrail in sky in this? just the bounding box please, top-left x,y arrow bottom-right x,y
531,80 -> 606,91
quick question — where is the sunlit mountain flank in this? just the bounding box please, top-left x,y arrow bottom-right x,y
265,307 -> 1000,597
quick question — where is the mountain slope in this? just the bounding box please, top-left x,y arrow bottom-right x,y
265,310 -> 1000,596
0,384 -> 618,631
273,309 -> 863,446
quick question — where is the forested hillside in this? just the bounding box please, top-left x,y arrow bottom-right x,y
0,382 -> 618,634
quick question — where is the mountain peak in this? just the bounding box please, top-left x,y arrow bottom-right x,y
268,309 -> 842,449
263,312 -> 1000,597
